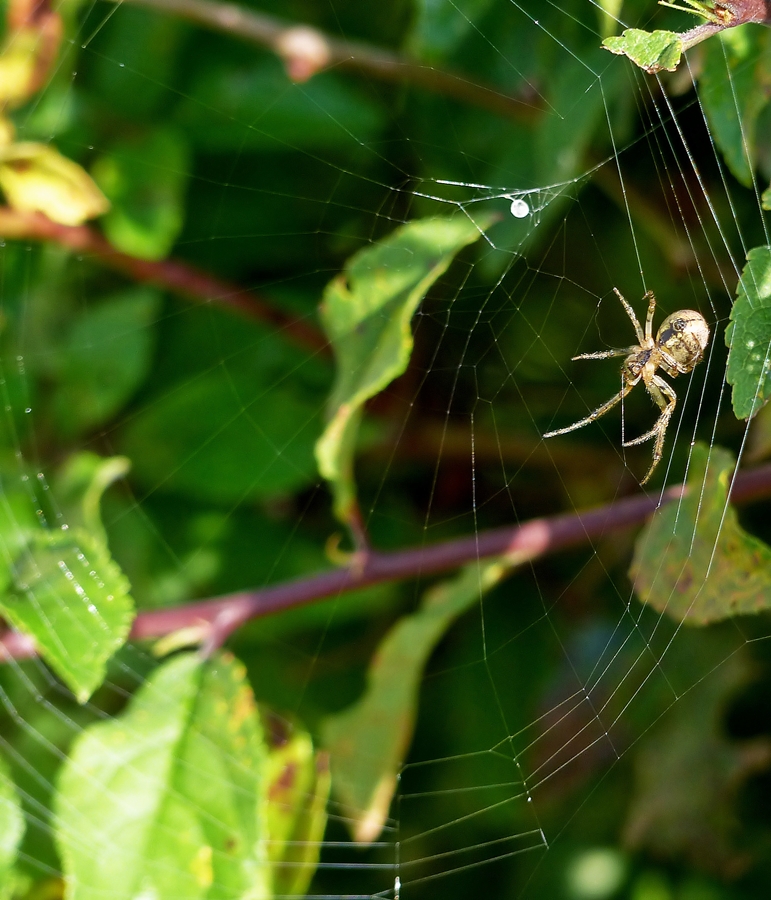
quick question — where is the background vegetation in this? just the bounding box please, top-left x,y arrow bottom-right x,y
2,0 -> 771,898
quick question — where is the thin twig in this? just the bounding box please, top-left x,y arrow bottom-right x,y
667,0 -> 770,52
106,0 -> 540,122
0,207 -> 327,352
3,460 -> 771,662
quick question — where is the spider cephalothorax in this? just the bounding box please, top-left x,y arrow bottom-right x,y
544,289 -> 710,484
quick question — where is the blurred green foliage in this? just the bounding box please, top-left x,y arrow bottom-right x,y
0,0 -> 770,898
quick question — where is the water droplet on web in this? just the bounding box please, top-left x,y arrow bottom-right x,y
24,408 -> 31,414
509,197 -> 530,219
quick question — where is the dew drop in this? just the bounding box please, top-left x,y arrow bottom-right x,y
509,197 -> 530,219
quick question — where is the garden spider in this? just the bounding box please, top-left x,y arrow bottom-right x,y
544,289 -> 710,484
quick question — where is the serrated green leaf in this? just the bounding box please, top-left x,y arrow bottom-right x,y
0,528 -> 134,702
93,129 -> 190,260
0,454 -> 134,702
699,27 -> 771,188
315,215 -> 493,527
266,730 -> 330,897
321,560 -> 512,842
55,652 -> 272,900
602,29 -> 683,73
631,443 -> 771,625
50,287 -> 160,436
726,244 -> 771,418
0,753 -> 24,883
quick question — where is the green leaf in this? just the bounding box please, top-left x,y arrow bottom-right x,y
120,365 -> 321,504
630,443 -> 771,625
321,560 -> 513,842
266,730 -> 330,897
1,528 -> 134,703
93,129 -> 190,260
315,215 -> 493,527
408,0 -> 495,61
726,244 -> 771,418
0,454 -> 134,702
54,452 -> 133,540
50,287 -> 160,436
55,651 -> 272,900
602,29 -> 683,73
176,57 -> 385,153
699,27 -> 771,188
0,754 -> 24,884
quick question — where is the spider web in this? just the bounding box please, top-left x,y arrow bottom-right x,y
1,1 -> 770,899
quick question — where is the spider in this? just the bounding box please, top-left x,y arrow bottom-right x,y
544,289 -> 710,484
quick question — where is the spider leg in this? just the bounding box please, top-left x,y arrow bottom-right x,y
621,374 -> 677,484
572,347 -> 636,361
613,288 -> 645,345
643,290 -> 656,342
544,380 -> 635,438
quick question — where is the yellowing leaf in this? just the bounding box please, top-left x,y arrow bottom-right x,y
631,443 -> 771,625
0,142 -> 109,225
266,730 -> 330,897
0,29 -> 44,108
55,652 -> 272,900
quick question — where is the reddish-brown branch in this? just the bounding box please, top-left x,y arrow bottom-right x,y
4,460 -> 771,662
0,207 -> 327,352
667,1 -> 771,52
109,0 -> 540,122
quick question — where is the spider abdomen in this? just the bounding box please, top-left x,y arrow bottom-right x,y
655,310 -> 710,374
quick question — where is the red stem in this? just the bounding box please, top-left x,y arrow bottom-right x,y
5,461 -> 771,662
114,0 -> 540,122
0,207 -> 327,353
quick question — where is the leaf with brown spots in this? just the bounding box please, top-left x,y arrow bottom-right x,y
631,443 -> 771,625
